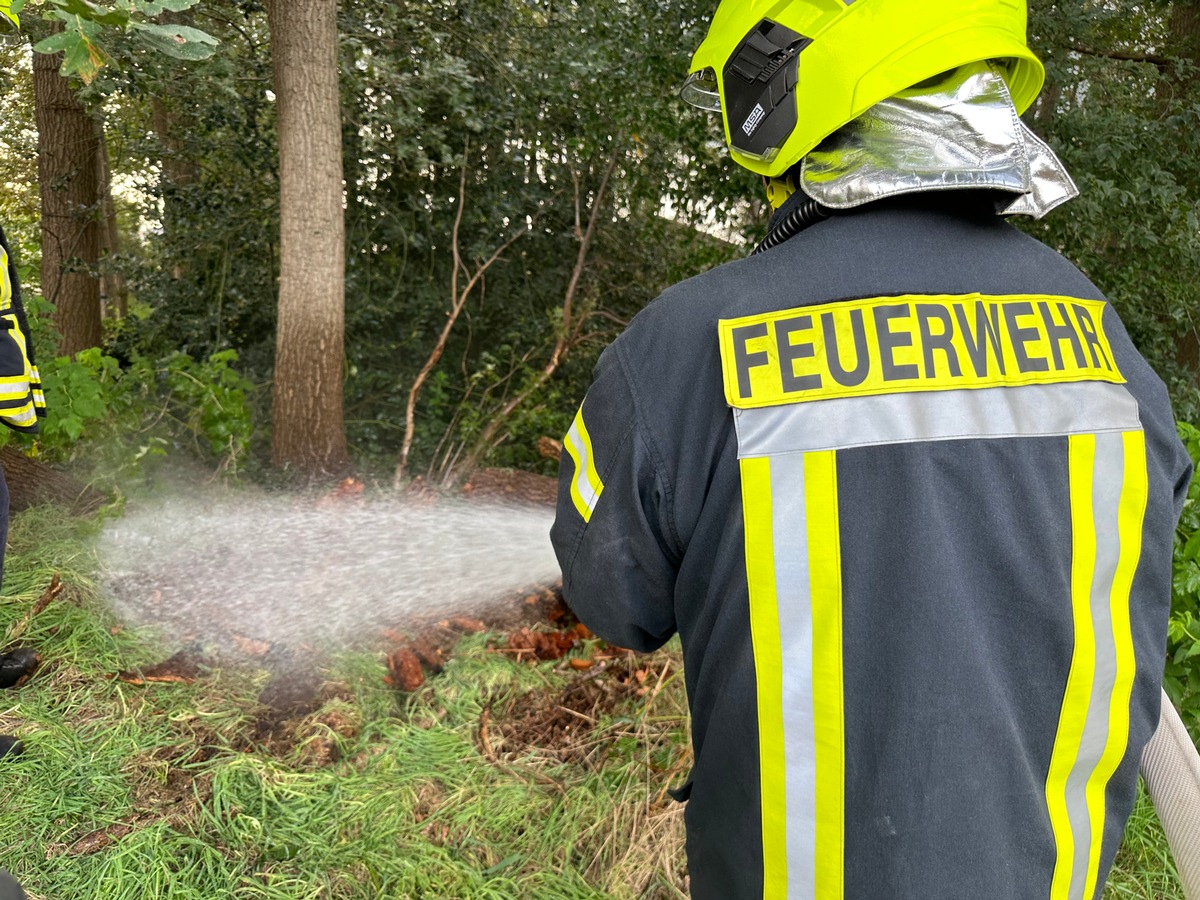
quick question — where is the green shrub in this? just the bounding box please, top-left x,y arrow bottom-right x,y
1165,421 -> 1200,734
0,346 -> 256,478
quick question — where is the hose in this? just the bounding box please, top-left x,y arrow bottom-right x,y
1141,688 -> 1200,900
752,196 -> 833,256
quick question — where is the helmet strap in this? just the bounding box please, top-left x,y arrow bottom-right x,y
764,170 -> 801,210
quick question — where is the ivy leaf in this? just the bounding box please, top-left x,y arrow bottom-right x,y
127,21 -> 218,60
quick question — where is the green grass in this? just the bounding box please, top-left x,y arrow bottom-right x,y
0,506 -> 689,900
0,504 -> 1188,899
1105,789 -> 1184,899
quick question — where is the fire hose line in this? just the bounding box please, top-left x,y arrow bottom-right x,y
1141,689 -> 1200,900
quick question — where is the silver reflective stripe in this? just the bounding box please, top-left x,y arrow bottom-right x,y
734,382 -> 1140,458
771,453 -> 818,897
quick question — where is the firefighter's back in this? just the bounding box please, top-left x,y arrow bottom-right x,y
602,193 -> 1191,899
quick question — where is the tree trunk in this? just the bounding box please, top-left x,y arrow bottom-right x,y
266,0 -> 350,477
32,29 -> 103,356
94,117 -> 128,319
1168,2 -> 1200,89
0,447 -> 107,515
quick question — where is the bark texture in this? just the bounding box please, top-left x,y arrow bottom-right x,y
0,447 -> 107,515
266,0 -> 350,476
32,32 -> 103,355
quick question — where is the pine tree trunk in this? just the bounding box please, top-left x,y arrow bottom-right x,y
32,30 -> 103,356
265,0 -> 350,477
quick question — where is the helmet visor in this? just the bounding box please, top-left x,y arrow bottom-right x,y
681,69 -> 722,113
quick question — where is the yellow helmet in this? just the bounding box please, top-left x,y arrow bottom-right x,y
0,0 -> 18,35
683,0 -> 1045,178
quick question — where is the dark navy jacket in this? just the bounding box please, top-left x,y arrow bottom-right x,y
552,194 -> 1191,900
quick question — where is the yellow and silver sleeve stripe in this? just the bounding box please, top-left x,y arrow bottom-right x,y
1045,430 -> 1147,900
742,450 -> 845,899
563,404 -> 605,522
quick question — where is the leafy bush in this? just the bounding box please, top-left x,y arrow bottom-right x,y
1,346 -> 256,478
1166,421 -> 1200,732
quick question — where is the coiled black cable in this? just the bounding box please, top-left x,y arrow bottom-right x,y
752,196 -> 833,256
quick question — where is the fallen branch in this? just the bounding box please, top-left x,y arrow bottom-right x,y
452,145 -> 623,479
4,574 -> 62,646
394,140 -> 531,486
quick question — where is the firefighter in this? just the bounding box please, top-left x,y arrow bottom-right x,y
0,11 -> 49,892
550,2 -> 1193,898
0,223 -> 47,561
0,224 -> 44,894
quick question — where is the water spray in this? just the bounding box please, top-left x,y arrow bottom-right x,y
99,492 -> 560,652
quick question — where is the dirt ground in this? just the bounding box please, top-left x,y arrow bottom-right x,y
459,467 -> 560,507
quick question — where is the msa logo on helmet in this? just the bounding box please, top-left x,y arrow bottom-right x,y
723,19 -> 811,159
742,104 -> 766,137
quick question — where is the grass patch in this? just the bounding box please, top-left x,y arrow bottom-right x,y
0,506 -> 688,899
0,503 -> 1187,898
1104,789 -> 1183,899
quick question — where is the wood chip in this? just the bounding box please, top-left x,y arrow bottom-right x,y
505,628 -> 580,661
66,823 -> 133,856
409,637 -> 446,673
385,648 -> 425,691
5,574 -> 63,644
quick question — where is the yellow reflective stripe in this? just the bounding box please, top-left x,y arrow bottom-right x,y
1081,430 -> 1146,899
0,246 -> 10,310
1047,434 -> 1099,900
0,407 -> 35,424
744,452 -> 846,899
741,455 -> 789,898
805,450 -> 844,900
7,316 -> 28,357
563,405 -> 604,522
1047,432 -> 1147,900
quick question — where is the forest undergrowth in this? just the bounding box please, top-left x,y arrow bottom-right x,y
0,504 -> 1185,900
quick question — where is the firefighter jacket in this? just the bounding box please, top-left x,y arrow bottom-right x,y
0,226 -> 45,434
550,193 -> 1193,900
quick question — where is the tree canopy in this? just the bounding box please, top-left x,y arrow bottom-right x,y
0,0 -> 1197,478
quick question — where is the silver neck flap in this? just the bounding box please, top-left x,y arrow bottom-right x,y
799,61 -> 1077,220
